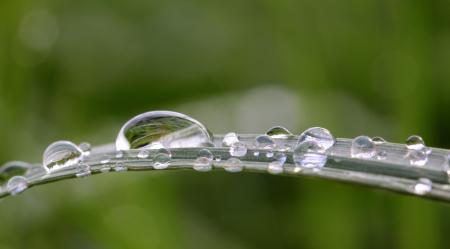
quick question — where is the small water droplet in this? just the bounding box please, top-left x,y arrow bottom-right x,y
406,135 -> 425,150
215,155 -> 222,162
293,141 -> 327,169
223,132 -> 239,147
268,153 -> 287,174
114,162 -> 127,172
7,176 -> 28,196
43,141 -> 83,172
76,163 -> 91,178
193,149 -> 213,172
153,148 -> 171,169
253,151 -> 260,157
223,158 -> 243,173
351,136 -> 376,159
266,126 -> 293,139
0,161 -> 31,186
413,178 -> 432,195
116,111 -> 212,150
115,151 -> 124,159
137,149 -> 150,159
298,127 -> 335,151
266,151 -> 274,158
229,142 -> 247,157
372,137 -> 386,145
405,135 -> 430,166
255,135 -> 276,149
78,142 -> 92,155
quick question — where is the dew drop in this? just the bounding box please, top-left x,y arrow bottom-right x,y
406,135 -> 425,150
413,178 -> 432,195
405,135 -> 430,166
293,141 -> 327,169
223,132 -> 239,147
0,161 -> 32,186
266,151 -> 274,158
223,158 -> 243,173
372,136 -> 386,145
194,149 -> 214,172
268,153 -> 287,174
255,135 -> 276,149
116,111 -> 212,150
137,149 -> 150,159
266,126 -> 293,139
76,163 -> 91,178
114,162 -> 127,172
43,141 -> 83,172
351,136 -> 376,159
7,176 -> 28,196
229,142 -> 247,157
153,148 -> 171,169
78,142 -> 92,155
215,155 -> 222,162
253,151 -> 260,157
298,127 -> 335,151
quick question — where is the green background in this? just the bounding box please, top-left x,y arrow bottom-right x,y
1,0 -> 450,248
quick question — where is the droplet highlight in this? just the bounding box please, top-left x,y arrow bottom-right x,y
222,132 -> 239,147
413,178 -> 432,195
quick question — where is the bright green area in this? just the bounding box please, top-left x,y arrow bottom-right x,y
0,0 -> 449,248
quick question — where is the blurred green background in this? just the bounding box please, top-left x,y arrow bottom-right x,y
1,0 -> 450,248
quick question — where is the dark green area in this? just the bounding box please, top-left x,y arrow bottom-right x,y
0,0 -> 449,248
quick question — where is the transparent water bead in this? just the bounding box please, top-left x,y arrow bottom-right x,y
413,178 -> 432,195
7,176 -> 28,196
229,142 -> 247,157
76,163 -> 91,178
406,135 -> 426,150
268,153 -> 287,174
298,127 -> 335,151
153,148 -> 171,169
137,149 -> 150,159
223,158 -> 243,173
116,111 -> 213,151
78,142 -> 92,155
372,136 -> 386,145
222,132 -> 239,147
193,149 -> 214,172
0,161 -> 32,186
266,126 -> 293,139
405,135 -> 430,166
43,141 -> 83,171
293,141 -> 327,169
351,136 -> 376,159
253,151 -> 260,157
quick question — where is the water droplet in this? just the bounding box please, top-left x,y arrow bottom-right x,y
153,148 -> 171,169
115,151 -> 124,159
266,151 -> 274,158
268,153 -> 287,174
116,111 -> 212,150
406,135 -> 425,150
405,135 -> 430,166
298,127 -> 335,151
229,142 -> 247,157
293,141 -> 327,169
223,158 -> 243,173
215,155 -> 222,162
372,136 -> 386,145
255,135 -> 276,149
413,178 -> 432,195
137,149 -> 150,159
7,176 -> 28,196
266,126 -> 293,139
75,163 -> 91,178
194,149 -> 214,172
253,151 -> 260,157
78,142 -> 92,155
114,162 -> 127,172
0,161 -> 31,186
43,141 -> 83,172
351,136 -> 376,159
223,132 -> 239,147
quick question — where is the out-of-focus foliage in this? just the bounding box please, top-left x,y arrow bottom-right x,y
0,0 -> 449,248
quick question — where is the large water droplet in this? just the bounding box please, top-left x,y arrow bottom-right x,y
293,141 -> 327,169
268,153 -> 287,174
43,141 -> 83,171
222,132 -> 239,147
266,126 -> 293,139
413,178 -> 432,195
0,161 -> 31,186
193,149 -> 214,172
298,127 -> 335,151
116,111 -> 212,150
7,176 -> 28,195
229,142 -> 247,157
351,136 -> 376,159
223,158 -> 243,173
153,148 -> 171,169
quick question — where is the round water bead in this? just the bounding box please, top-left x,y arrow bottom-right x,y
298,127 -> 335,151
266,126 -> 293,139
405,135 -> 431,166
222,132 -> 239,147
293,141 -> 327,169
413,178 -> 432,195
116,111 -> 213,151
153,148 -> 172,169
372,136 -> 386,145
406,135 -> 426,150
351,136 -> 376,159
268,153 -> 287,174
0,161 -> 32,186
7,176 -> 28,196
193,149 -> 214,172
78,142 -> 92,155
223,158 -> 243,173
229,142 -> 247,157
43,141 -> 83,172
255,135 -> 276,149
